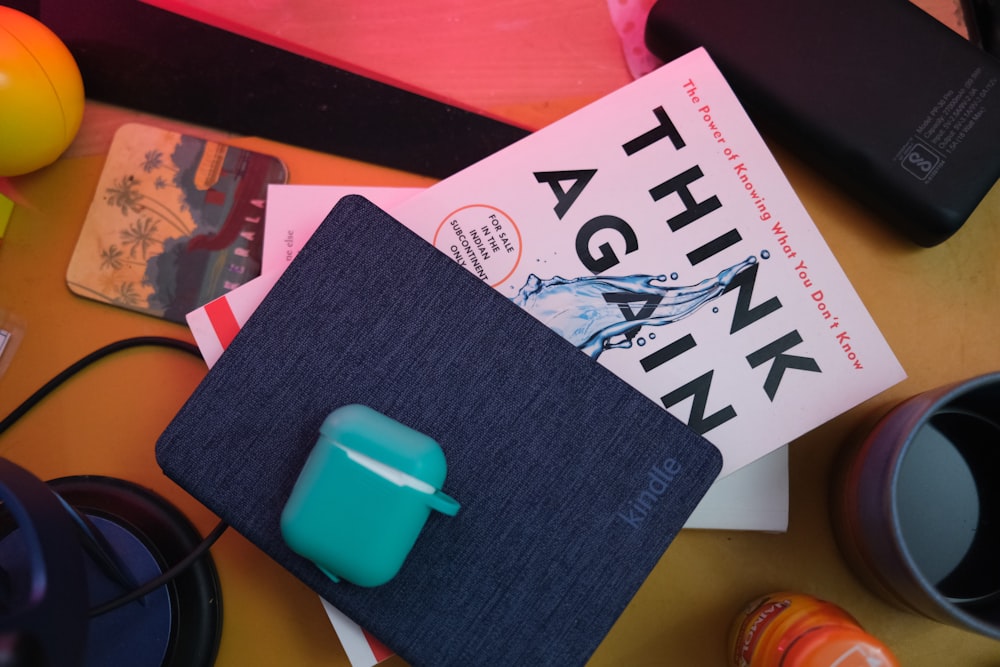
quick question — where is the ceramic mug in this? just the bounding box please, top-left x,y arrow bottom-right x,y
832,372 -> 1000,641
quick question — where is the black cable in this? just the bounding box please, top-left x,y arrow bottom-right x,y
89,519 -> 229,617
0,335 -> 229,616
0,336 -> 201,436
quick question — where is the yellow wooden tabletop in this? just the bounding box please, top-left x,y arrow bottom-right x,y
1,1 -> 997,665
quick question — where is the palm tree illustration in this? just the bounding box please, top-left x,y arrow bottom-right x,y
99,244 -> 143,271
119,217 -> 163,259
112,282 -> 142,307
104,174 -> 192,236
140,149 -> 179,174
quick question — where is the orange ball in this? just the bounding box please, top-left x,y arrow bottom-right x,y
0,8 -> 85,176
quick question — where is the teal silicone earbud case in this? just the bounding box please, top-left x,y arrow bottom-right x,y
280,405 -> 460,587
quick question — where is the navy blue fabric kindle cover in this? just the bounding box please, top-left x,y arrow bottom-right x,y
156,196 -> 722,666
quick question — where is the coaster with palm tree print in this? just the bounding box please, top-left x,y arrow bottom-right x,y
67,122 -> 288,323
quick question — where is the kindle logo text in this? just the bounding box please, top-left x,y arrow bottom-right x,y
616,457 -> 682,528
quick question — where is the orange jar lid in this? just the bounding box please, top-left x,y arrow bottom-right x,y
780,626 -> 899,667
732,593 -> 900,667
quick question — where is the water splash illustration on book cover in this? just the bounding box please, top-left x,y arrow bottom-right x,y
67,123 -> 288,323
514,256 -> 758,359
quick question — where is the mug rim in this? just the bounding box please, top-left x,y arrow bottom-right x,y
884,371 -> 1000,639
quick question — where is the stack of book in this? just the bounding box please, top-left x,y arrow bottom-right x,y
180,48 -> 904,666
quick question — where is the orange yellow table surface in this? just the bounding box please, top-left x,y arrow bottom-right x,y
1,1 -> 998,665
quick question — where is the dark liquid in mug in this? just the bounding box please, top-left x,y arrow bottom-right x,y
894,410 -> 1000,604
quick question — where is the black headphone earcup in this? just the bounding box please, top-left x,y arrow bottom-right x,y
0,466 -> 222,667
0,459 -> 88,667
